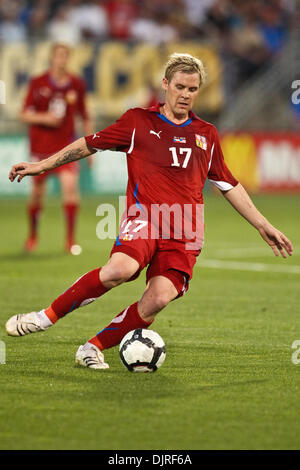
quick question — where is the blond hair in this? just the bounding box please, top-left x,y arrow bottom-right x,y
164,53 -> 206,87
50,42 -> 71,56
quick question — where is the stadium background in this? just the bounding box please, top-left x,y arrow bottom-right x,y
0,0 -> 300,451
0,0 -> 299,196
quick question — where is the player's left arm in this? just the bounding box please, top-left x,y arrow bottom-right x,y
222,183 -> 293,258
208,127 -> 293,258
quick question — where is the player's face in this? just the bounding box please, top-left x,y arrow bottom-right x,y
50,46 -> 70,72
162,71 -> 200,118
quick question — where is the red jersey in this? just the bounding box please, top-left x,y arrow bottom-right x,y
23,72 -> 88,158
85,103 -> 238,249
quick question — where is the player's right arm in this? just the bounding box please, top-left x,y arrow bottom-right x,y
10,108 -> 134,182
9,137 -> 95,183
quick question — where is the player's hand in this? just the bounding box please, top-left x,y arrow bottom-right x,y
9,162 -> 44,182
258,224 -> 293,258
42,112 -> 63,127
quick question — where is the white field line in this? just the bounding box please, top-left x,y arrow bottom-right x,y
214,247 -> 280,258
210,246 -> 300,259
198,259 -> 300,274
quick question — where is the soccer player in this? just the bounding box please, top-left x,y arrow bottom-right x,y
20,42 -> 93,254
6,53 -> 293,370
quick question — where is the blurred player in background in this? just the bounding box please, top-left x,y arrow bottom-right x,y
6,53 -> 293,370
20,42 -> 93,254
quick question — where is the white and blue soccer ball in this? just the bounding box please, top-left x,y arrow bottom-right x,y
119,328 -> 166,372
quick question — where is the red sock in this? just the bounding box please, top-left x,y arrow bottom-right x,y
28,204 -> 42,238
89,302 -> 153,350
45,267 -> 108,323
64,203 -> 78,243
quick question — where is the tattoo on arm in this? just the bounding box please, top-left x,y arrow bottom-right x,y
53,147 -> 85,168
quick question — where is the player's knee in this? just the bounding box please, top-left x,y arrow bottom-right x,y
101,264 -> 134,287
153,293 -> 172,313
30,185 -> 45,204
140,293 -> 171,320
62,187 -> 79,204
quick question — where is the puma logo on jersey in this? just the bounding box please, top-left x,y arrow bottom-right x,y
150,130 -> 162,139
92,133 -> 98,139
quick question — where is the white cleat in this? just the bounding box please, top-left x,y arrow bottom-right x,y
75,344 -> 109,370
5,312 -> 46,337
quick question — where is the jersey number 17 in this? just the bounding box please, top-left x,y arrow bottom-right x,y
169,147 -> 192,168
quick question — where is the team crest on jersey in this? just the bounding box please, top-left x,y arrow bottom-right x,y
195,134 -> 207,150
66,89 -> 77,104
173,136 -> 186,143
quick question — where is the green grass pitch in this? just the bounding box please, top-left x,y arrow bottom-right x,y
0,193 -> 299,450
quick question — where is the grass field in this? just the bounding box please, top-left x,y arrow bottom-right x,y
0,193 -> 299,450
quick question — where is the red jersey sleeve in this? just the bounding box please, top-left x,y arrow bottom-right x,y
85,109 -> 134,152
207,127 -> 238,190
22,78 -> 36,111
77,79 -> 89,120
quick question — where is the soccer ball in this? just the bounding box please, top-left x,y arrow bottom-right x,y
119,328 -> 166,372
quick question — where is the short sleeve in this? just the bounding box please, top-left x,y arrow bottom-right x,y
85,109 -> 134,152
208,127 -> 238,191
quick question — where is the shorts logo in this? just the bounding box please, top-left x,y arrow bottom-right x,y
195,134 -> 207,150
173,137 -> 186,143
